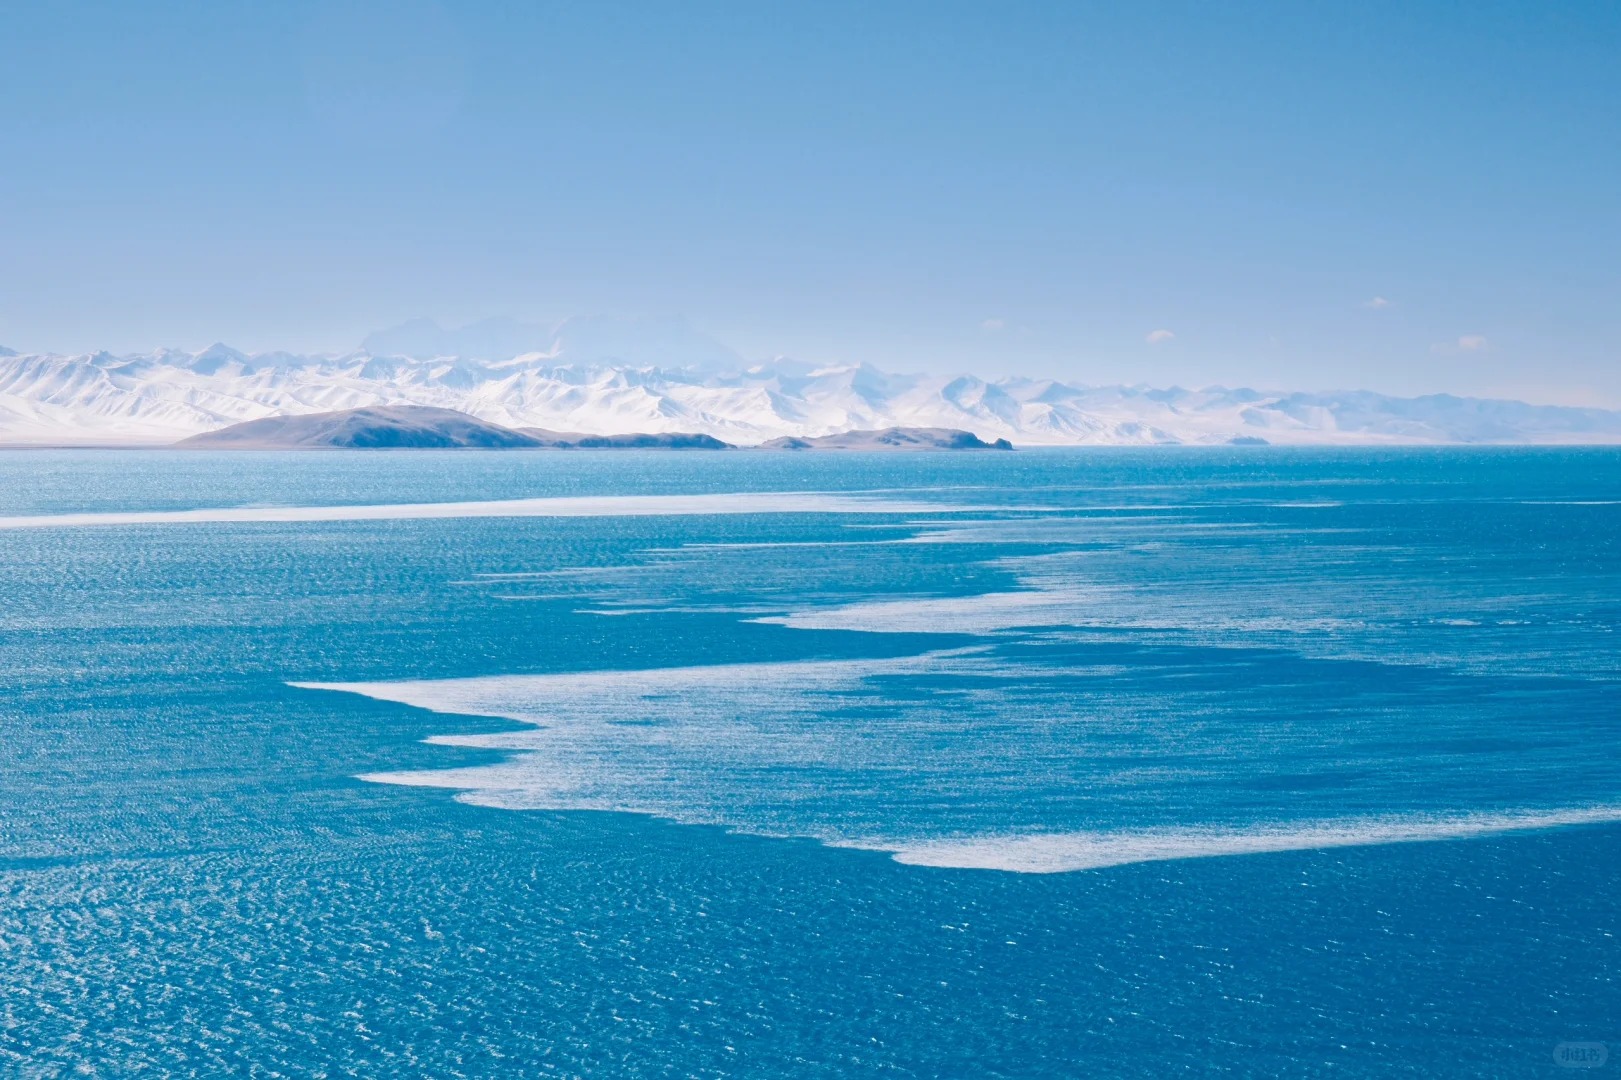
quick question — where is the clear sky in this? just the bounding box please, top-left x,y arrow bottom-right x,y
2,1 -> 1618,402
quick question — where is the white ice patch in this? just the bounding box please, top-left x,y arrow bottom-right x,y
294,650 -> 1620,874
0,492 -> 958,530
886,808 -> 1621,873
749,589 -> 1110,634
298,650 -> 1018,833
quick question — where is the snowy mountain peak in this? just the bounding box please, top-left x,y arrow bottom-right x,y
196,342 -> 247,361
185,343 -> 249,375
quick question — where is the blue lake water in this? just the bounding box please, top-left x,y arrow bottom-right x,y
1,448 -> 1617,1076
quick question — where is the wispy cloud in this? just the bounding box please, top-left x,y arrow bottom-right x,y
1431,334 -> 1490,355
980,318 -> 1005,332
1362,296 -> 1392,309
1145,329 -> 1175,345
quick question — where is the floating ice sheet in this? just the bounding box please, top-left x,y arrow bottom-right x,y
0,492 -> 961,530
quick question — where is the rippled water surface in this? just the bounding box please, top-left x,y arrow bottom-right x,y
2,448 -> 1617,1077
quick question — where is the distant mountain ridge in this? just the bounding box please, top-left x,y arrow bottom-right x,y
2,325 -> 1619,446
519,428 -> 734,449
173,406 -> 1010,452
177,406 -> 544,449
760,428 -> 1012,451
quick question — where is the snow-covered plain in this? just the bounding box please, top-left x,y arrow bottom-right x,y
2,328 -> 1619,446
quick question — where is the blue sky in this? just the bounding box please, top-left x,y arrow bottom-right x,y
2,1 -> 1618,402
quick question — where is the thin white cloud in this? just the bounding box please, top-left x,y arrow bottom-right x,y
1145,329 -> 1175,345
1430,334 -> 1490,355
980,318 -> 1005,332
1362,296 -> 1392,309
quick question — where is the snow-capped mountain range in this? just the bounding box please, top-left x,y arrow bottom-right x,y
2,317 -> 1619,446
